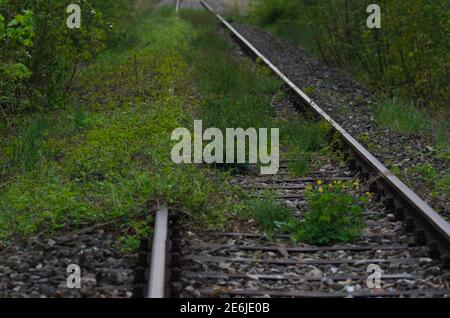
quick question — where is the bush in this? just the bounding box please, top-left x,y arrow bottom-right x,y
0,0 -> 132,115
294,180 -> 365,245
249,0 -> 449,112
250,0 -> 300,26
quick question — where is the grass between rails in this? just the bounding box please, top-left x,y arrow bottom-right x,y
0,6 -> 368,249
240,1 -> 449,211
180,10 -> 366,244
244,181 -> 366,245
0,8 -> 237,251
181,9 -> 365,245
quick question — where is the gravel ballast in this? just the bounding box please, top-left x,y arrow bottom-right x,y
0,228 -> 141,298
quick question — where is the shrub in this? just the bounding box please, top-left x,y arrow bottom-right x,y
294,180 -> 365,245
250,0 -> 300,26
0,0 -> 132,114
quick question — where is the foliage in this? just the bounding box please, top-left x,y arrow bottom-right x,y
0,8 -> 235,245
281,120 -> 330,176
409,163 -> 450,198
374,97 -> 430,134
181,9 -> 281,170
245,180 -> 366,245
250,0 -> 299,26
249,0 -> 449,112
244,194 -> 293,236
0,0 -> 132,116
294,180 -> 365,245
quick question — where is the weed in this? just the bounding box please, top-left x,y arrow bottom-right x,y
181,11 -> 280,172
294,181 -> 365,245
250,0 -> 299,26
0,9 -> 235,245
245,194 -> 292,236
12,116 -> 50,171
287,152 -> 310,177
303,85 -> 316,95
374,97 -> 429,135
410,164 -> 450,198
281,120 -> 330,176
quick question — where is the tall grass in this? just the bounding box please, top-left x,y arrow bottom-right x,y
374,97 -> 430,134
181,10 -> 281,171
12,116 -> 50,171
281,120 -> 330,176
245,194 -> 293,235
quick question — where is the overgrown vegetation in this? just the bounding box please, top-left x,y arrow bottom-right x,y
181,10 -> 281,171
245,180 -> 366,245
247,0 -> 449,212
409,164 -> 450,199
374,97 -> 429,134
245,193 -> 292,236
294,181 -> 365,245
0,8 -> 237,249
249,0 -> 449,114
281,120 -> 330,176
0,1 -> 132,116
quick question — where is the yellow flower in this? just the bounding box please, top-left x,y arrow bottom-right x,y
317,180 -> 322,185
337,180 -> 342,185
306,184 -> 313,191
365,192 -> 372,198
318,187 -> 324,193
353,181 -> 360,187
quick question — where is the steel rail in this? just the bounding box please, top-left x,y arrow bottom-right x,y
146,205 -> 169,298
200,0 -> 450,256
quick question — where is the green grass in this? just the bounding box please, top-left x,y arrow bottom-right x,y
409,164 -> 450,198
244,194 -> 292,236
244,182 -> 365,245
287,152 -> 310,176
294,182 -> 365,245
281,120 -> 330,177
180,9 -> 281,171
0,8 -> 236,248
247,0 -> 317,53
374,97 -> 430,135
11,116 -> 50,172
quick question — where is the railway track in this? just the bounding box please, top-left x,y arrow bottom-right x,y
144,1 -> 450,298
